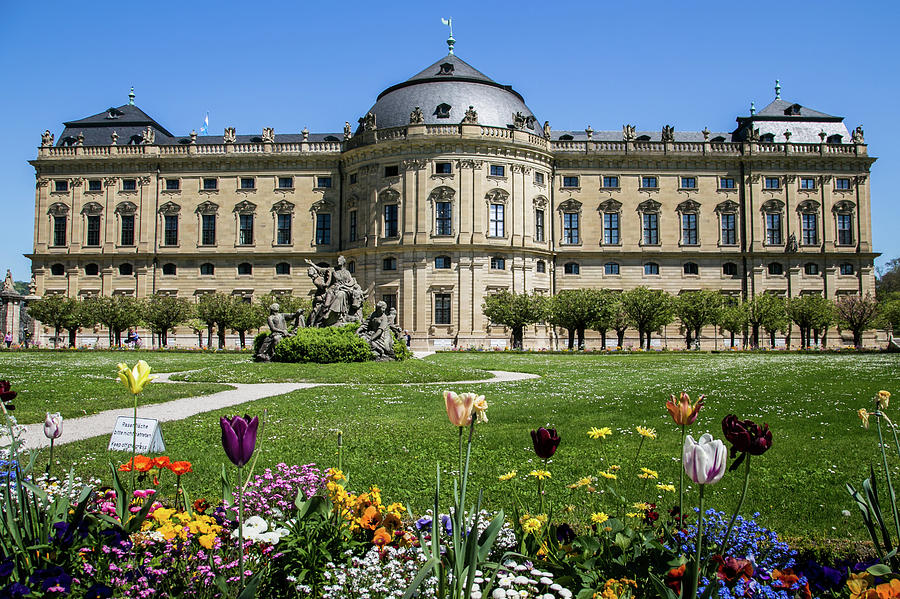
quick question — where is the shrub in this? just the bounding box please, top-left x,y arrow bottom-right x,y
273,323 -> 372,363
393,335 -> 413,361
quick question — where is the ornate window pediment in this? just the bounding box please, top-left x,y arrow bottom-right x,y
557,199 -> 582,212
311,199 -> 334,213
833,200 -> 856,213
485,188 -> 509,205
429,186 -> 455,202
677,199 -> 701,213
797,200 -> 820,214
380,189 -> 400,204
533,195 -> 549,209
598,199 -> 622,212
637,199 -> 661,213
715,199 -> 739,213
158,201 -> 181,215
761,199 -> 784,213
233,200 -> 257,214
115,201 -> 137,216
271,199 -> 294,214
346,195 -> 358,209
196,201 -> 219,215
81,202 -> 103,216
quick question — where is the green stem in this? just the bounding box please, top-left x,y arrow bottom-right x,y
457,425 -> 464,479
876,415 -> 900,546
47,438 -> 55,478
130,394 -> 137,493
175,475 -> 182,512
692,486 -> 706,599
539,457 -> 547,515
679,425 -> 685,524
719,454 -> 751,556
238,465 -> 244,589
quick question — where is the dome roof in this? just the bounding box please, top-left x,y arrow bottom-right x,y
361,54 -> 539,132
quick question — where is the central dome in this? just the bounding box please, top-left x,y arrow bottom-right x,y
362,54 -> 539,131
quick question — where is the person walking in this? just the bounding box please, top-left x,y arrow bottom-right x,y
3,332 -> 11,348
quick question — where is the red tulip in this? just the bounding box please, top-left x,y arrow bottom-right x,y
531,427 -> 560,459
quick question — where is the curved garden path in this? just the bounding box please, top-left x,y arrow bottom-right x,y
18,368 -> 540,450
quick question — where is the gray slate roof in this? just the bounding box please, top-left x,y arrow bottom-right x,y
551,130 -> 734,142
754,98 -> 837,119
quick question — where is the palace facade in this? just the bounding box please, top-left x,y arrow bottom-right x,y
27,49 -> 877,348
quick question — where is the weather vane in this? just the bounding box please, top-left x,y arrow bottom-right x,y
441,17 -> 455,55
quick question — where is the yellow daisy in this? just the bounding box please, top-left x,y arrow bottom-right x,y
498,470 -> 517,481
599,470 -> 617,480
636,426 -> 657,440
591,512 -> 609,524
638,467 -> 659,480
656,483 -> 676,492
588,426 -> 613,440
529,470 -> 552,480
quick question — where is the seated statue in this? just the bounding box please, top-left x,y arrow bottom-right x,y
305,256 -> 366,327
254,303 -> 303,362
357,301 -> 395,361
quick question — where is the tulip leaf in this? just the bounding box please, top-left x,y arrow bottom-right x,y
221,463 -> 235,507
868,564 -> 893,576
236,571 -> 263,599
647,572 -> 679,599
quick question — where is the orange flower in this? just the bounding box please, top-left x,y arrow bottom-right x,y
168,461 -> 193,476
372,526 -> 392,546
848,573 -> 876,599
152,456 -> 171,469
876,580 -> 900,599
772,569 -> 811,599
359,505 -> 381,530
666,392 -> 704,426
118,461 -> 133,472
133,455 -> 153,473
382,512 -> 402,532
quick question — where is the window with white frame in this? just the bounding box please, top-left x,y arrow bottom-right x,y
489,203 -> 504,237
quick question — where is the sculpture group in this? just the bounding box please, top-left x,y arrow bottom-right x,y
254,256 -> 401,362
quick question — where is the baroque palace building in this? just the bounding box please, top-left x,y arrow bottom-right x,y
28,43 -> 877,349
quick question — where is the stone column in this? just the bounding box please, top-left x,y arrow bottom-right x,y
0,288 -> 23,343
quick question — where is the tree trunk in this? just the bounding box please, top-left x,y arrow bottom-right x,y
600,329 -> 607,348
820,328 -> 827,347
577,327 -> 585,350
646,332 -> 652,351
730,330 -> 736,348
617,329 -> 626,348
567,329 -> 575,350
68,329 -> 76,348
218,326 -> 226,349
685,329 -> 692,349
813,328 -> 820,347
696,327 -> 703,349
162,330 -> 168,347
54,326 -> 61,348
197,330 -> 203,347
854,329 -> 862,349
751,324 -> 760,348
239,331 -> 246,349
769,330 -> 776,348
114,330 -> 122,346
638,330 -> 644,349
513,326 -> 523,350
207,325 -> 213,348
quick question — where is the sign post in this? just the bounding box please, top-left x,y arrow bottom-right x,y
108,416 -> 166,453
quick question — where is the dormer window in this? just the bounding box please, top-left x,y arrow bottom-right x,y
711,136 -> 726,142
784,104 -> 802,116
128,135 -> 143,145
435,103 -> 452,118
636,135 -> 651,141
558,134 -> 574,141
827,134 -> 843,144
759,133 -> 775,143
438,62 -> 454,75
105,108 -> 122,120
61,136 -> 77,146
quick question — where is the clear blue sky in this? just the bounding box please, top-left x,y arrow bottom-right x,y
1,0 -> 897,282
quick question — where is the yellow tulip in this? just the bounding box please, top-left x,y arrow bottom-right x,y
117,360 -> 157,395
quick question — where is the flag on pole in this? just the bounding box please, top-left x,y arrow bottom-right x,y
200,112 -> 209,135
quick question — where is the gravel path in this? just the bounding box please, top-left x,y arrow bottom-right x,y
16,369 -> 539,450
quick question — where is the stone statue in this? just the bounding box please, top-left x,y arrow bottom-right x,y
224,127 -> 236,144
748,128 -> 760,142
783,130 -> 792,141
111,131 -> 118,145
41,130 -> 54,147
357,301 -> 394,361
661,125 -> 675,142
262,127 -> 275,143
787,233 -> 798,253
2,270 -> 13,292
702,127 -> 710,141
462,106 -> 478,124
410,106 -> 425,124
343,121 -> 352,140
585,125 -> 593,140
512,112 -> 527,129
28,274 -> 36,296
254,303 -> 304,362
142,126 -> 155,145
388,307 -> 402,339
852,126 -> 865,144
543,121 -> 551,139
302,127 -> 309,141
623,124 -> 636,141
304,256 -> 366,327
76,132 -> 84,146
359,112 -> 376,132
190,130 -> 197,144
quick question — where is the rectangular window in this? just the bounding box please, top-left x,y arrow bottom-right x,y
489,204 -> 505,237
603,213 -> 620,245
201,214 -> 216,245
384,204 -> 399,237
489,165 -> 505,177
720,213 -> 736,245
238,214 -> 254,245
835,178 -> 851,190
534,172 -> 545,185
316,213 -> 331,245
349,210 -> 357,242
384,165 -> 399,177
165,179 -> 180,191
54,180 -> 69,192
435,162 -> 452,174
680,177 -> 697,189
534,209 -> 545,242
764,177 -> 780,190
434,293 -> 451,325
240,177 -> 255,190
88,179 -> 102,192
202,178 -> 218,191
122,179 -> 137,191
349,173 -> 358,185
719,177 -> 736,189
562,176 -> 579,188
800,177 -> 816,190
765,213 -> 782,245
605,262 -> 620,275
277,177 -> 293,189
801,213 -> 818,245
276,213 -> 291,245
382,294 -> 397,314
383,257 -> 397,270
86,215 -> 100,246
53,216 -> 67,246
563,212 -> 579,244
603,176 -> 619,188
435,201 -> 452,235
641,176 -> 658,189
491,257 -> 505,270
682,213 -> 698,245
120,214 -> 135,246
837,214 -> 853,245
164,215 -> 178,246
316,176 -> 332,188
642,213 -> 659,245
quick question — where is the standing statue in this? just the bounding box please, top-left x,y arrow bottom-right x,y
305,256 -> 366,327
254,303 -> 304,362
357,301 -> 394,361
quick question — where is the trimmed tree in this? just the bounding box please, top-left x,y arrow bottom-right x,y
621,287 -> 674,350
230,300 -> 266,349
143,295 -> 192,347
482,290 -> 550,349
185,317 -> 207,347
196,293 -> 235,349
84,295 -> 143,346
761,296 -> 789,348
549,289 -> 602,349
588,290 -> 622,349
786,294 -> 834,349
674,290 -> 724,349
835,294 -> 879,348
745,294 -> 786,348
720,303 -> 748,349
26,294 -> 77,348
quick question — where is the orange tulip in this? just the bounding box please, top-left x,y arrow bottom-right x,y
133,455 -> 153,472
444,390 -> 474,427
666,392 -> 704,426
168,461 -> 193,476
152,456 -> 171,469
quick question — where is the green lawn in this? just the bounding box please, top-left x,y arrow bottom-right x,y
11,350 -> 900,547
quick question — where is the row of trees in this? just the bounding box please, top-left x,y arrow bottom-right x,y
483,288 -> 891,350
26,293 -> 311,349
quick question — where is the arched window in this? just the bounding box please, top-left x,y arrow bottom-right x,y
275,262 -> 290,275
536,260 -> 546,273
722,262 -> 738,277
604,262 -> 620,275
162,263 -> 177,276
119,263 -> 133,276
644,262 -> 660,275
768,262 -> 784,276
84,263 -> 99,276
564,262 -> 580,275
683,262 -> 699,275
804,262 -> 819,276
50,263 -> 65,276
435,256 -> 451,269
200,263 -> 215,276
347,261 -> 355,274
237,263 -> 253,275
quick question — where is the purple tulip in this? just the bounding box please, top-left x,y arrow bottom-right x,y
220,415 -> 259,467
531,427 -> 560,460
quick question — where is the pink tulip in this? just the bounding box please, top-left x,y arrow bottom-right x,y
444,390 -> 475,427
